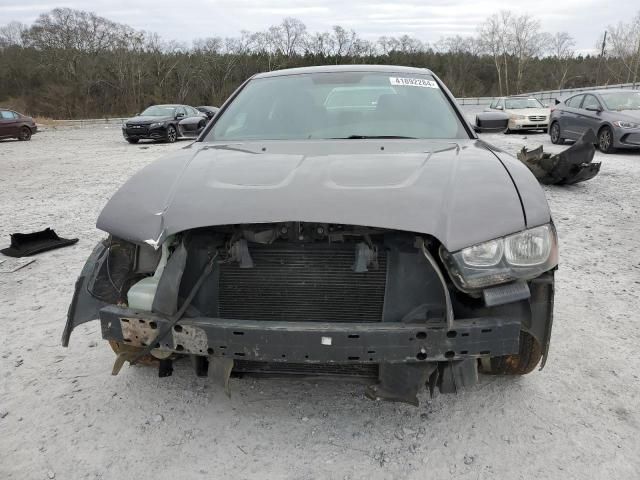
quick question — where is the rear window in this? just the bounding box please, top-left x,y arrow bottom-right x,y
206,71 -> 469,141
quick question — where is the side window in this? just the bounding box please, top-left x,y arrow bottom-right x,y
566,95 -> 584,108
490,99 -> 497,109
176,107 -> 186,117
497,99 -> 504,110
187,106 -> 198,116
582,95 -> 601,110
0,110 -> 15,119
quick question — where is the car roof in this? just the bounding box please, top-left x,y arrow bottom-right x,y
253,64 -> 435,79
565,89 -> 637,96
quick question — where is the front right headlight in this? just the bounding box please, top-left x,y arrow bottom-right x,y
510,114 -> 526,120
612,120 -> 640,129
441,224 -> 558,290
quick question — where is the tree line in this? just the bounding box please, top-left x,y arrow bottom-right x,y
0,8 -> 639,119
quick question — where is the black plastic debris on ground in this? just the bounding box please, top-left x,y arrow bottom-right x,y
517,129 -> 601,185
1,228 -> 78,258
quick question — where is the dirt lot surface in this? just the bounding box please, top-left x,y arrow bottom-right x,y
1,125 -> 639,480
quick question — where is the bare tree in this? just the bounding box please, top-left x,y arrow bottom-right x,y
548,32 -> 575,88
478,13 -> 508,95
0,21 -> 27,48
510,13 -> 546,93
606,12 -> 640,84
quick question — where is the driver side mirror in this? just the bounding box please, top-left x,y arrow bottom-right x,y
585,106 -> 601,112
496,105 -> 503,110
543,103 -> 549,108
175,112 -> 185,119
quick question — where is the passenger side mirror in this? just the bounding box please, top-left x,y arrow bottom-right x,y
175,112 -> 185,119
543,103 -> 549,108
496,105 -> 503,110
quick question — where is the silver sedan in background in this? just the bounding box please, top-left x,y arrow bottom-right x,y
549,89 -> 640,153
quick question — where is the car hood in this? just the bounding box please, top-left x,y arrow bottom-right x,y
97,140 -> 550,252
126,115 -> 174,124
611,110 -> 640,121
505,108 -> 550,117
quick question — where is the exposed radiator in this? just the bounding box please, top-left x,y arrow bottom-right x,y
219,243 -> 387,322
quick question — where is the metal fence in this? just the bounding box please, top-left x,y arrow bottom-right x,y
457,82 -> 639,106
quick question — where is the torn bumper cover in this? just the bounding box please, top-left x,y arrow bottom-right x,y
517,129 -> 601,185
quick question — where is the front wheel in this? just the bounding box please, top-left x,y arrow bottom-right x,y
18,127 -> 32,141
480,331 -> 542,375
549,122 -> 564,144
165,125 -> 177,143
598,126 -> 615,154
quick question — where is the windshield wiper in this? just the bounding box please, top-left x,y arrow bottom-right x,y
333,135 -> 417,139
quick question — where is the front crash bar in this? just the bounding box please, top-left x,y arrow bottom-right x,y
99,305 -> 521,364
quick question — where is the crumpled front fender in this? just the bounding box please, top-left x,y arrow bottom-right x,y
61,241 -> 109,347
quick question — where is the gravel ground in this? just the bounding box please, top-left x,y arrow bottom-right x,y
1,125 -> 639,480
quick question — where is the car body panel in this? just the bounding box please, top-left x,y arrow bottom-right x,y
96,138 -> 550,252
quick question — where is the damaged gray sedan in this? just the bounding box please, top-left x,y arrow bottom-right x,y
63,65 -> 557,405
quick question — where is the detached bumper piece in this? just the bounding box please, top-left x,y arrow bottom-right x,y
517,129 -> 601,185
99,305 -> 521,405
1,228 -> 78,258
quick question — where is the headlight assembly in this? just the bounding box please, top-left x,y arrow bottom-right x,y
612,120 -> 640,129
510,114 -> 526,120
150,122 -> 165,128
441,224 -> 558,290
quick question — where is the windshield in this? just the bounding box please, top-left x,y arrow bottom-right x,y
141,105 -> 176,116
600,92 -> 640,111
206,72 -> 468,141
504,98 -> 544,109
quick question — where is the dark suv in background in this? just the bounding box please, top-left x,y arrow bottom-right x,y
549,89 -> 640,153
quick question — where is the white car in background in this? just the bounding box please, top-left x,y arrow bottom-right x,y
488,96 -> 551,133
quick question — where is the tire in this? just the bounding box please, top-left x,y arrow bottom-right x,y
598,126 -> 615,154
18,127 -> 32,141
126,138 -> 139,144
549,122 -> 564,144
165,125 -> 177,143
480,331 -> 542,375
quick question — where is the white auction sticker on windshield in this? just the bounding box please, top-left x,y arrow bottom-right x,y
389,77 -> 439,88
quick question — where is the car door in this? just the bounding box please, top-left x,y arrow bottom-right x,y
0,110 -> 19,137
560,94 -> 584,139
575,94 -> 604,136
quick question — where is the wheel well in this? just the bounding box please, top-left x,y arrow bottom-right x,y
597,124 -> 611,136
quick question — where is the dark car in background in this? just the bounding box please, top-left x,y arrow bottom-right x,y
122,104 -> 206,143
196,106 -> 219,119
549,89 -> 640,153
64,65 -> 557,405
0,108 -> 37,141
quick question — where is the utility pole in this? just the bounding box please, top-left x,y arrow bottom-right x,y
596,31 -> 607,86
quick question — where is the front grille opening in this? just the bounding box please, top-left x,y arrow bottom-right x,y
219,244 -> 387,322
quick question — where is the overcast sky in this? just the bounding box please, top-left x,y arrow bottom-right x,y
1,0 -> 638,52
